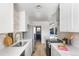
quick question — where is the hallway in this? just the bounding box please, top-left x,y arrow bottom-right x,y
32,41 -> 46,56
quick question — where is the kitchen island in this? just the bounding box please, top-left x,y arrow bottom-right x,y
0,39 -> 32,56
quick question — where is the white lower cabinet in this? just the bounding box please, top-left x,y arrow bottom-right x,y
25,40 -> 32,56
51,46 -> 61,56
25,46 -> 29,56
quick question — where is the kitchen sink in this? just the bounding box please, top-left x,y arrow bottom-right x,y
12,41 -> 27,47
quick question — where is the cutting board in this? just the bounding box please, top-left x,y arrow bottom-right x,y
3,35 -> 13,47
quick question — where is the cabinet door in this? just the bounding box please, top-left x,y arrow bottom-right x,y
14,10 -> 19,32
19,11 -> 26,32
51,46 -> 60,56
0,3 -> 13,33
72,4 -> 79,32
25,40 -> 32,56
25,45 -> 29,56
60,4 -> 73,32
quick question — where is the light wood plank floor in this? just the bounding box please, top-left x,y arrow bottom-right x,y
32,41 -> 46,56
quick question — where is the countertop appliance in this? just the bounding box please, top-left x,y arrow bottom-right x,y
62,38 -> 72,45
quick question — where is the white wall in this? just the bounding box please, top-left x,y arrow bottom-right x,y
49,14 -> 57,27
32,21 -> 50,44
24,25 -> 33,39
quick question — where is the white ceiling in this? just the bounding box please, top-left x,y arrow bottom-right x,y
15,3 -> 58,21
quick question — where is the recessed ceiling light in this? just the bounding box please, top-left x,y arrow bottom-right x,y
36,5 -> 41,9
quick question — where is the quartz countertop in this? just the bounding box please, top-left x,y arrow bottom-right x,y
51,43 -> 79,56
0,39 -> 32,56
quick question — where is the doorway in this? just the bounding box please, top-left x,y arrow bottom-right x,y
32,26 -> 46,56
36,26 -> 41,42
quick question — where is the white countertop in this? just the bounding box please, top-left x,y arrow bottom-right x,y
51,43 -> 79,56
0,39 -> 32,56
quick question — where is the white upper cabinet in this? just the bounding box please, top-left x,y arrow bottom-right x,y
14,10 -> 27,32
14,10 -> 19,32
0,3 -> 29,33
0,3 -> 14,33
14,10 -> 29,32
60,3 -> 73,32
72,4 -> 79,32
19,11 -> 27,32
60,3 -> 79,32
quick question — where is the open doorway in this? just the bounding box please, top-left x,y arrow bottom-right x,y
36,26 -> 41,42
32,26 -> 46,56
33,26 -> 42,44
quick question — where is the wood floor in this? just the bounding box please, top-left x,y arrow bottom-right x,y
32,41 -> 46,56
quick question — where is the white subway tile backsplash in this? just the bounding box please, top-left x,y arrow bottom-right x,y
58,32 -> 79,48
72,33 -> 79,48
0,34 -> 6,49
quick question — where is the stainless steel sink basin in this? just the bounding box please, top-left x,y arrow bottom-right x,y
12,41 -> 27,47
